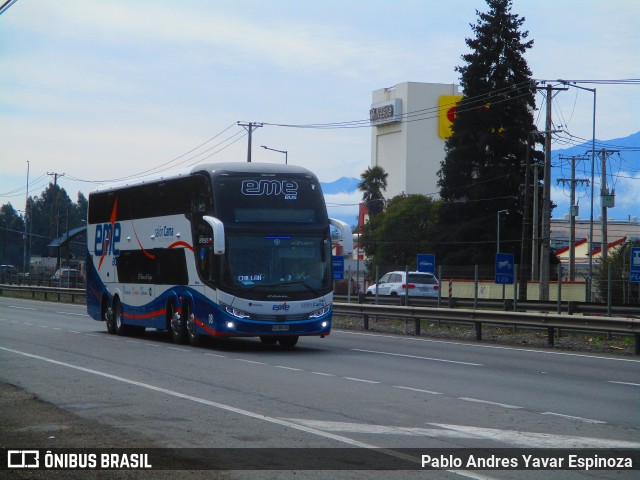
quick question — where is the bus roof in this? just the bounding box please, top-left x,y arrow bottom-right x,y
90,162 -> 318,194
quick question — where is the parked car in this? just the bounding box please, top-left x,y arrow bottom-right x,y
51,268 -> 83,287
1,264 -> 17,284
366,271 -> 439,297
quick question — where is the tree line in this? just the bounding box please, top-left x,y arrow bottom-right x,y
0,183 -> 87,272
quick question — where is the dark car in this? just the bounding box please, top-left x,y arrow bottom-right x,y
51,268 -> 83,287
1,265 -> 17,284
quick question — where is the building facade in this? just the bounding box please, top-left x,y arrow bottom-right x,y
370,82 -> 461,200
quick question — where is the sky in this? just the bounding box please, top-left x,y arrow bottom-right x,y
1,0 -> 639,226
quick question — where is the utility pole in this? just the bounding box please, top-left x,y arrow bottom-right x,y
519,133 -> 534,300
557,155 -> 589,281
531,163 -> 541,281
538,83 -> 567,301
237,122 -> 263,162
587,148 -> 619,264
47,172 -> 65,268
23,160 -> 30,278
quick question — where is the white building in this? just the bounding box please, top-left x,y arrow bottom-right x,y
370,82 -> 461,199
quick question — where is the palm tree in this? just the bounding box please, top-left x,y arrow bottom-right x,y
358,165 -> 388,216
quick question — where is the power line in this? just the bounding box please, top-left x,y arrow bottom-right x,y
0,0 -> 18,16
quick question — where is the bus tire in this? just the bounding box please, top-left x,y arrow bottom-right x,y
278,336 -> 299,349
104,299 -> 116,334
260,336 -> 278,345
185,301 -> 201,347
113,298 -> 129,336
169,302 -> 188,345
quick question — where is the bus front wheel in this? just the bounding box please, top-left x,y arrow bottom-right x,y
104,301 -> 116,334
278,336 -> 299,349
113,299 -> 128,336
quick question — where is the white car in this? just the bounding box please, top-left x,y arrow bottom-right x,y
366,271 -> 439,297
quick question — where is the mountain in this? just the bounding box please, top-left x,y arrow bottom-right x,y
552,131 -> 640,165
551,131 -> 639,221
320,177 -> 360,195
320,131 -> 640,225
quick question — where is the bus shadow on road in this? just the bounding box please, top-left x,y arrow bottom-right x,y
98,328 -> 331,355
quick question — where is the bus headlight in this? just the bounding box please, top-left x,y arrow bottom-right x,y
223,304 -> 251,319
309,304 -> 331,319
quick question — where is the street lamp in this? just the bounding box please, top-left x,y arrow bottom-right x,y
261,145 -> 288,164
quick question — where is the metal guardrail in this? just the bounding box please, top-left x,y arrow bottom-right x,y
334,294 -> 640,318
333,301 -> 640,355
0,284 -> 85,303
2,285 -> 638,353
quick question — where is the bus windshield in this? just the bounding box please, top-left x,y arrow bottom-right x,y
220,235 -> 332,298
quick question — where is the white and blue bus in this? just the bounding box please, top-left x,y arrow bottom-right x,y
86,162 -> 352,348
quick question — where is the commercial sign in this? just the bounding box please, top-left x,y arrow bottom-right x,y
495,253 -> 514,285
369,99 -> 402,126
332,255 -> 344,280
630,247 -> 640,283
417,254 -> 435,274
438,95 -> 463,139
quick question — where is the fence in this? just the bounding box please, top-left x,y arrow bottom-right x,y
341,263 -> 640,306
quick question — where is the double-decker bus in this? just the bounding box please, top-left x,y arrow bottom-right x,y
86,162 -> 352,348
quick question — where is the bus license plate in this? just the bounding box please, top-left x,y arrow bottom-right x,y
272,324 -> 289,332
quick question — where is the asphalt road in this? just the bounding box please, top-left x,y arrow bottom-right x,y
1,296 -> 639,479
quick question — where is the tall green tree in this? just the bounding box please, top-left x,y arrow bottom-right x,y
436,0 -> 540,265
25,183 -> 85,260
0,203 -> 25,268
360,194 -> 440,274
358,165 -> 388,217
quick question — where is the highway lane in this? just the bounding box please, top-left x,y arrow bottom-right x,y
1,297 -> 639,479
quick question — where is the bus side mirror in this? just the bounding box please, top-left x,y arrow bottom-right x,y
329,218 -> 353,255
202,216 -> 225,255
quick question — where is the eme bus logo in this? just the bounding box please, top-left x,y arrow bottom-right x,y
95,222 -> 122,257
95,200 -> 121,269
241,179 -> 298,199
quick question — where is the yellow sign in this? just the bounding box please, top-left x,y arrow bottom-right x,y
438,95 -> 463,139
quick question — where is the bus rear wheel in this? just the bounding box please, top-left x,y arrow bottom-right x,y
278,336 -> 299,349
169,302 -> 188,344
184,301 -> 201,347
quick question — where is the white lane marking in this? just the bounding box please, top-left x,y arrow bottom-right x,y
9,306 -> 38,311
540,412 -> 606,424
394,386 -> 443,395
167,347 -> 189,352
338,330 -> 640,363
236,359 -> 267,365
68,331 -> 82,334
274,366 -> 301,371
284,419 -> 640,449
427,423 -> 636,448
311,372 -> 335,377
609,381 -> 640,387
352,348 -> 483,366
342,377 -> 380,384
57,312 -> 88,317
204,353 -> 227,358
458,397 -> 522,409
0,346 -> 428,470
